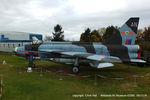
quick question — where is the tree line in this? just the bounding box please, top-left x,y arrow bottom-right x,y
44,24 -> 119,43
136,26 -> 150,51
44,24 -> 150,50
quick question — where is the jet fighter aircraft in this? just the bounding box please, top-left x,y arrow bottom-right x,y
15,17 -> 146,73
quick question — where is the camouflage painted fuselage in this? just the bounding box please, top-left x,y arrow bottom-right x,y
16,41 -> 141,64
16,17 -> 145,68
39,42 -> 140,60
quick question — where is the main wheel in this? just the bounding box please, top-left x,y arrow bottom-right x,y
72,66 -> 79,74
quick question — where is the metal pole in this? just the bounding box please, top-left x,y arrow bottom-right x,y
19,66 -> 22,74
40,67 -> 43,77
59,70 -> 63,80
0,75 -> 3,100
133,75 -> 137,87
94,74 -> 97,86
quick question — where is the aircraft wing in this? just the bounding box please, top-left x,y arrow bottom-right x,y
39,49 -> 122,68
61,52 -> 121,63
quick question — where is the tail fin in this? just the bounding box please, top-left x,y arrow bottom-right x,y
106,17 -> 139,45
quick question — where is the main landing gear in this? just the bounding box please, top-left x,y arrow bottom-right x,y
72,66 -> 79,74
72,57 -> 79,74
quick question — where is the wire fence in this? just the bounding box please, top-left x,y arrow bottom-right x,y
24,67 -> 150,81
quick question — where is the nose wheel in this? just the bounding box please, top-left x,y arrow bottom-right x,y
72,66 -> 79,74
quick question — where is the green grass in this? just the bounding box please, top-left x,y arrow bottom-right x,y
0,52 -> 150,100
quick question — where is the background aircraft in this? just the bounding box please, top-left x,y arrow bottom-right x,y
15,17 -> 146,73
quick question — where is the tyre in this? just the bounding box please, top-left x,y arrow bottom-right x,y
72,66 -> 79,74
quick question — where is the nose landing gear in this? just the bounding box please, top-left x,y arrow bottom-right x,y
27,54 -> 34,72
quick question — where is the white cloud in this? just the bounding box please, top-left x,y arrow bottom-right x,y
0,0 -> 150,41
67,0 -> 126,14
27,0 -> 61,19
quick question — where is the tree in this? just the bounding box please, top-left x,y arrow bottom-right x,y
143,26 -> 150,42
44,35 -> 52,41
102,26 -> 119,43
90,30 -> 102,42
97,27 -> 106,37
51,24 -> 64,41
136,26 -> 150,51
80,28 -> 91,42
136,29 -> 144,44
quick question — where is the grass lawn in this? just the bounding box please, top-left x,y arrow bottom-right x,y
0,52 -> 150,100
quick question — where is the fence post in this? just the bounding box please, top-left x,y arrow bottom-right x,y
59,70 -> 63,80
40,67 -> 43,77
94,74 -> 97,86
0,75 -> 3,100
133,75 -> 137,87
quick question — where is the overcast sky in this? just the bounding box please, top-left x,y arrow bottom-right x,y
0,0 -> 150,40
